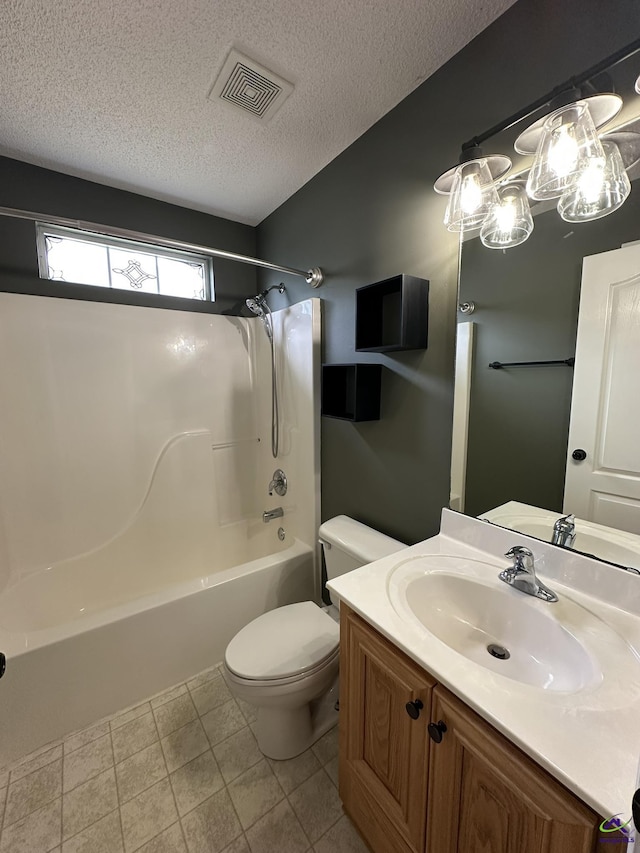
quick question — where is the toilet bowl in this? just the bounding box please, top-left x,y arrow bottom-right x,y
223,515 -> 406,760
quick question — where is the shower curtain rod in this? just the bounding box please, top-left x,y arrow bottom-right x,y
0,205 -> 324,288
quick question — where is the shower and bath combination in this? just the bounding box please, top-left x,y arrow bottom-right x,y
246,283 -> 285,458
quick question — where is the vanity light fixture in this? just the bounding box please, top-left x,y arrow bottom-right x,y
434,37 -> 640,249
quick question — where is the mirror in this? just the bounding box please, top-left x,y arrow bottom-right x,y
452,48 -> 640,570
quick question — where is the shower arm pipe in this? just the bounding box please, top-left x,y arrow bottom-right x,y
0,205 -> 324,288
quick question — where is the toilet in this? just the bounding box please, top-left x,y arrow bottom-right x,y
223,515 -> 406,760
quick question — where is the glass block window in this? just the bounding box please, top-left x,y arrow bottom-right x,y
36,224 -> 214,302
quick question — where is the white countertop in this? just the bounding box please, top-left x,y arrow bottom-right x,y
327,508 -> 640,822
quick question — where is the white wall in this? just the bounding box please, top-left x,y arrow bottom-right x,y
0,293 -> 319,593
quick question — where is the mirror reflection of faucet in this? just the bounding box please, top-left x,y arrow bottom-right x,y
268,469 -> 287,497
552,514 -> 576,548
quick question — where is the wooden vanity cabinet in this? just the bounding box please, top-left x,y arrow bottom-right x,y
426,687 -> 608,853
340,604 -> 435,853
339,605 -> 628,853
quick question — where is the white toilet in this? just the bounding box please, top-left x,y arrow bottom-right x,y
223,515 -> 406,760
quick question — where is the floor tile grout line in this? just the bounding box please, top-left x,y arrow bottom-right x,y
62,732 -> 114,797
1,783 -> 63,834
61,805 -> 121,851
230,758 -> 288,834
5,742 -> 63,784
129,817 -> 181,853
158,684 -> 184,841
152,689 -> 199,741
63,714 -> 114,754
107,720 -> 128,852
111,709 -> 161,765
109,702 -> 152,733
0,783 -> 8,840
281,793 -> 314,850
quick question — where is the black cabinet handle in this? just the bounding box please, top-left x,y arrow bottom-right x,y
428,720 -> 447,743
572,449 -> 587,461
0,652 -> 5,679
633,788 -> 640,833
405,699 -> 424,720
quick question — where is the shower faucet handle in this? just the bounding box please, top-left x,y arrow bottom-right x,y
268,469 -> 287,497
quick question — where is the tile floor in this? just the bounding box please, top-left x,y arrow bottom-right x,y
0,664 -> 369,853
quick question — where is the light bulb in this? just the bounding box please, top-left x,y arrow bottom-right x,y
480,184 -> 533,249
494,197 -> 517,232
460,172 -> 483,214
576,158 -> 606,204
558,140 -> 630,222
526,102 -> 605,200
444,158 -> 501,232
547,125 -> 579,178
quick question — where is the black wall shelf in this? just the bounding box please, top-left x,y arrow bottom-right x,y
321,364 -> 382,421
356,274 -> 429,352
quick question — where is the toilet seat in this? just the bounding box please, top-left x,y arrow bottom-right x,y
224,601 -> 339,683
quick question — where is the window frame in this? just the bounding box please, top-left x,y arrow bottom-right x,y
35,222 -> 215,305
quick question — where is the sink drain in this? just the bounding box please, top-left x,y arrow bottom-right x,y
487,643 -> 510,660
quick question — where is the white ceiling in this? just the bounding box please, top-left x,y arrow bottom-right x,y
0,0 -> 516,226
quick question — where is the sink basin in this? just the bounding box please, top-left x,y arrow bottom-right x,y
388,555 -> 604,692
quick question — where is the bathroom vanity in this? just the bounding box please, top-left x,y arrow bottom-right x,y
328,510 -> 640,853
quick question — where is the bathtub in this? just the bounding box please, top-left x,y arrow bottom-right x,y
0,532 -> 314,767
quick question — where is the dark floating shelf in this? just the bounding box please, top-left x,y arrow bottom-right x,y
321,364 -> 382,422
356,274 -> 429,352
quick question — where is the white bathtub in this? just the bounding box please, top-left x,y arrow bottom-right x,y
0,535 -> 314,767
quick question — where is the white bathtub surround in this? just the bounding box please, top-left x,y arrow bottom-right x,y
0,294 -> 321,766
328,509 -> 640,823
0,664 -> 367,853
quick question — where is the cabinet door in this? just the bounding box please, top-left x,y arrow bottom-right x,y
340,606 -> 436,853
426,687 -> 612,853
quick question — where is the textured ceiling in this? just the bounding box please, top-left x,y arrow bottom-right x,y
0,0 -> 516,225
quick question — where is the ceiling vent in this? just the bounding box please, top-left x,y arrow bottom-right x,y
209,49 -> 294,123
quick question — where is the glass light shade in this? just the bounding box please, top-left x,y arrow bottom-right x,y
558,140 -> 631,222
480,184 -> 534,249
444,159 -> 500,232
526,102 -> 606,201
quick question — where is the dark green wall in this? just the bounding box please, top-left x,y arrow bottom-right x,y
257,0 -> 640,545
461,180 -> 640,518
0,156 -> 257,312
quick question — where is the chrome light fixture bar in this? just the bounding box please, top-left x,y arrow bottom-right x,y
435,36 -> 640,249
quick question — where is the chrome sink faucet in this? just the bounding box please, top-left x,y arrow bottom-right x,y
551,514 -> 576,548
499,546 -> 558,603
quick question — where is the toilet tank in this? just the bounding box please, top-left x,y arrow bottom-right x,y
319,515 -> 407,605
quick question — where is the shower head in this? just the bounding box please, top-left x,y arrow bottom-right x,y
245,296 -> 266,317
246,284 -> 285,342
246,294 -> 273,341
246,283 -> 286,309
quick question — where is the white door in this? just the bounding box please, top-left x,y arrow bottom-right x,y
564,243 -> 640,534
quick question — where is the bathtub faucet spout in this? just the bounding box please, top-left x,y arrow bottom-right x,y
263,507 -> 284,523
